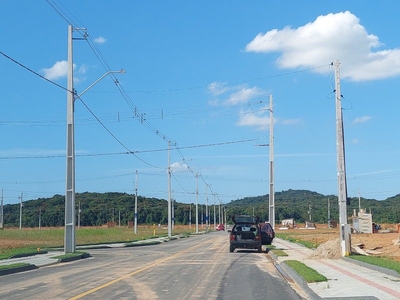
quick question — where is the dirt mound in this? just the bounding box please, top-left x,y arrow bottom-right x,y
309,238 -> 341,259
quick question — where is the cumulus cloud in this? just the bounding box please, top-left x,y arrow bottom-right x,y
237,105 -> 272,130
94,36 -> 106,44
224,87 -> 266,105
42,60 -> 70,80
245,11 -> 400,81
353,116 -> 371,124
170,162 -> 188,172
208,82 -> 229,96
237,112 -> 271,131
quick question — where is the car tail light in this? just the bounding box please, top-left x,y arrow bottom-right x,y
230,234 -> 236,241
255,235 -> 261,241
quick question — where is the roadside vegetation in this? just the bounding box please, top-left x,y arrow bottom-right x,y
284,260 -> 327,283
349,255 -> 400,274
275,232 -> 320,249
0,226 -> 192,259
269,248 -> 288,256
0,263 -> 31,270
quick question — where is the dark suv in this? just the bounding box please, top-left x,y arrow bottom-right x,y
229,215 -> 262,253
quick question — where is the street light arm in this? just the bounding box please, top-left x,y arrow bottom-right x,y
77,69 -> 125,98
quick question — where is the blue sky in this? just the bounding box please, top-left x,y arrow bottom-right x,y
1,1 -> 399,207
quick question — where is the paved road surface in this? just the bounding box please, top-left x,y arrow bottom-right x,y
0,232 -> 304,300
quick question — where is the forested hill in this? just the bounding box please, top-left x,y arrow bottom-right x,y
2,190 -> 400,228
228,189 -> 400,224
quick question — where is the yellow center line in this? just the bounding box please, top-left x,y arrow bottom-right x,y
69,236 -> 219,300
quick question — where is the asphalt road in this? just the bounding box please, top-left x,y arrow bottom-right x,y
0,232 -> 305,300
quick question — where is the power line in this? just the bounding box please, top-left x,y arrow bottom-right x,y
0,51 -> 71,92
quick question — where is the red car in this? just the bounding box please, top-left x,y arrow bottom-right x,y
216,224 -> 225,231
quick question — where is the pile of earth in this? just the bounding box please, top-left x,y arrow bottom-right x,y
309,238 -> 341,259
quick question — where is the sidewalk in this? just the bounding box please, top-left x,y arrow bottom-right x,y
272,238 -> 400,300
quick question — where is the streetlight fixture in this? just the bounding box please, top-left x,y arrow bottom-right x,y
65,24 -> 125,254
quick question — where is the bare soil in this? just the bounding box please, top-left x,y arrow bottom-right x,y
278,223 -> 400,261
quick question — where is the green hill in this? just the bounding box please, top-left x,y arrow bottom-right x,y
2,189 -> 399,228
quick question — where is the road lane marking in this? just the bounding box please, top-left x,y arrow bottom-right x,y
69,236 -> 220,300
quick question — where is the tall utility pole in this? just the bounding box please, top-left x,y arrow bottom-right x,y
0,189 -> 3,230
189,203 -> 191,229
268,94 -> 275,229
213,193 -> 216,229
334,60 -> 350,257
218,199 -> 221,224
19,192 -> 23,230
327,198 -> 331,228
64,25 -> 125,254
195,173 -> 199,233
77,201 -> 81,230
134,170 -> 138,234
65,24 -> 76,253
167,140 -> 172,238
205,184 -> 209,232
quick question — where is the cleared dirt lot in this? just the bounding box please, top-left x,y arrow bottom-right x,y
277,223 -> 400,261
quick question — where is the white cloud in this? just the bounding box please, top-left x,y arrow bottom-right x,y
208,82 -> 229,96
42,60 -> 71,80
246,11 -> 400,81
170,161 -> 188,172
237,107 -> 271,130
225,87 -> 266,105
94,36 -> 106,44
353,116 -> 371,124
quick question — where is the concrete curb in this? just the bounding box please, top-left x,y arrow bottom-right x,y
59,252 -> 91,263
0,264 -> 38,276
268,252 -> 322,300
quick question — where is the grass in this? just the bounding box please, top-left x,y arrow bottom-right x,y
285,260 -> 327,283
270,248 -> 288,256
0,263 -> 31,270
349,255 -> 400,274
0,225 -> 193,259
275,233 -> 318,249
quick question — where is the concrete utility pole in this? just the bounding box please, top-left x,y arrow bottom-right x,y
218,199 -> 221,224
19,192 -> 23,230
0,189 -> 3,230
134,170 -> 138,234
172,190 -> 175,230
64,25 -> 125,254
334,60 -> 350,257
205,184 -> 209,232
77,201 -> 81,230
268,94 -> 275,229
213,193 -> 216,229
195,173 -> 199,233
167,140 -> 172,238
328,198 -> 331,228
189,203 -> 191,229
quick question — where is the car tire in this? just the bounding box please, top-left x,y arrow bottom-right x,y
230,245 -> 235,253
258,245 -> 262,253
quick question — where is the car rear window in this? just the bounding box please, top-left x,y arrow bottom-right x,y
233,215 -> 258,224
